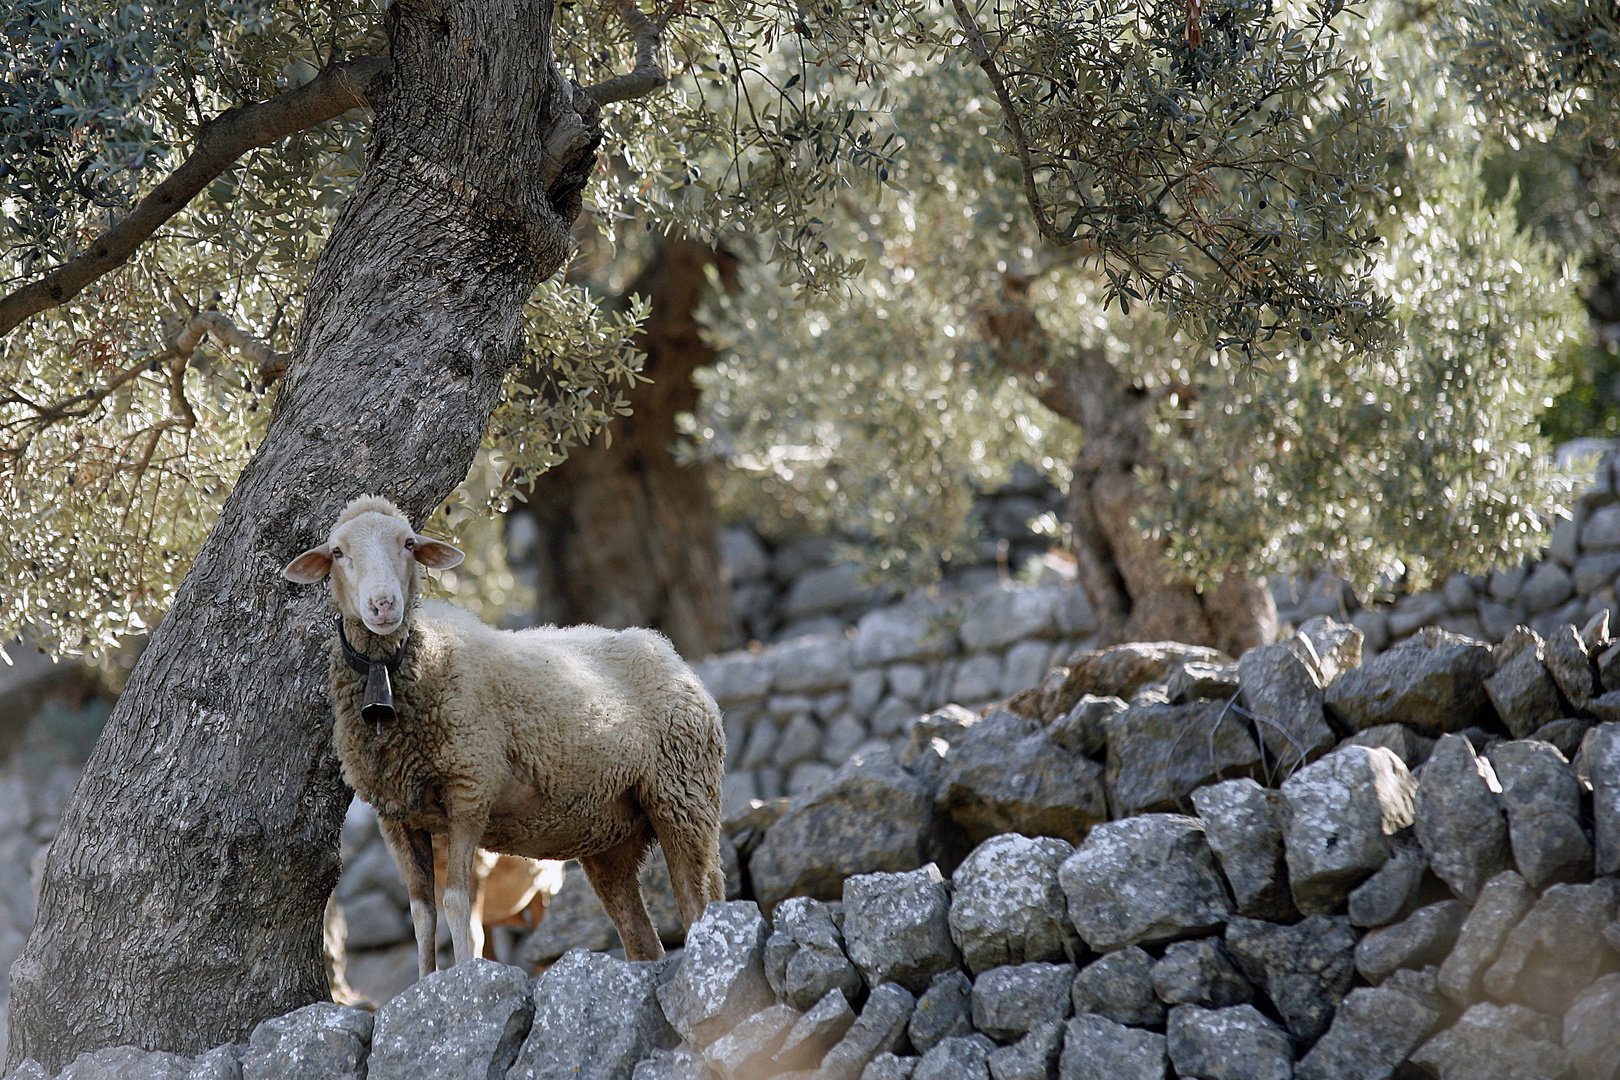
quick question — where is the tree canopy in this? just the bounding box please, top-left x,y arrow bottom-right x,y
0,0 -> 1607,660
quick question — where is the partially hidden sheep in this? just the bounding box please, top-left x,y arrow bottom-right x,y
284,495 -> 726,974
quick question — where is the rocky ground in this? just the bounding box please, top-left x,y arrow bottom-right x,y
15,610 -> 1620,1080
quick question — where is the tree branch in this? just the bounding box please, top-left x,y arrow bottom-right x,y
0,56 -> 391,338
577,0 -> 667,107
1,310 -> 283,450
950,0 -> 1077,249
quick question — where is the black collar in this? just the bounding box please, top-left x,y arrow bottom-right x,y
336,616 -> 409,676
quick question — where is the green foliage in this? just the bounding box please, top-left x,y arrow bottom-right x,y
700,1 -> 1583,594
1154,160 -> 1583,589
0,0 -> 1587,655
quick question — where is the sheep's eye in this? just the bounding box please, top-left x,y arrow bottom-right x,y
404,538 -> 415,549
332,547 -> 344,559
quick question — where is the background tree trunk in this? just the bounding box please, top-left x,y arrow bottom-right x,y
980,276 -> 1277,657
520,238 -> 743,658
6,1 -> 600,1067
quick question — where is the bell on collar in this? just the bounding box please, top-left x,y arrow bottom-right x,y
362,662 -> 396,724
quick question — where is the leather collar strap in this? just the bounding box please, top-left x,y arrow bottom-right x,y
336,616 -> 409,726
336,615 -> 409,675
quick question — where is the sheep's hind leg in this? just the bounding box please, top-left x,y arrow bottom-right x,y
581,835 -> 664,962
654,824 -> 725,929
381,817 -> 438,979
645,774 -> 726,928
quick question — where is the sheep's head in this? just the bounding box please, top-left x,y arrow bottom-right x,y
283,496 -> 464,635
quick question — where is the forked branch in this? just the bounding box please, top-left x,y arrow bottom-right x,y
949,0 -> 1077,248
0,56 -> 391,338
578,0 -> 668,107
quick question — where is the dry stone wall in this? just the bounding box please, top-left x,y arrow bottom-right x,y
18,611 -> 1620,1080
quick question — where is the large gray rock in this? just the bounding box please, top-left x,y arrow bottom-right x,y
1191,779 -> 1296,921
703,1004 -> 800,1080
514,951 -> 674,1080
752,751 -> 941,912
1545,622 -> 1599,708
1483,878 -> 1620,1014
859,1055 -> 918,1080
1485,628 -> 1564,738
816,983 -> 917,1080
1410,1003 -> 1569,1080
1581,723 -> 1620,875
1565,973 -> 1620,1080
1296,615 -> 1364,684
1583,503 -> 1620,550
783,565 -> 890,623
1412,734 -> 1513,903
1056,1013 -> 1166,1080
1521,561 -> 1575,615
1059,815 -> 1230,951
986,1021 -> 1064,1080
241,1003 -> 372,1080
631,1047 -> 703,1080
960,588 -> 1065,651
1224,914 -> 1357,1044
186,1046 -> 243,1080
765,897 -> 864,1012
372,959 -> 532,1080
908,971 -> 975,1056
1281,746 -> 1415,914
1352,899 -> 1468,984
657,902 -> 774,1046
1238,639 -> 1336,772
936,711 -> 1107,846
776,990 -> 857,1073
1346,836 -> 1426,928
1338,723 -> 1435,770
853,600 -> 957,668
948,834 -> 1083,977
1295,970 -> 1443,1080
1165,1004 -> 1292,1080
913,1035 -> 995,1080
1489,739 -> 1592,888
56,1048 -> 191,1080
1042,643 -> 1223,721
341,891 -> 410,950
1048,696 -> 1122,758
1068,947 -> 1163,1028
843,865 -> 961,995
970,963 -> 1076,1044
696,652 -> 776,706
1166,660 -> 1241,705
1437,871 -> 1533,1007
1149,938 -> 1252,1008
775,635 -> 857,695
1323,627 -> 1496,736
1102,699 -> 1262,817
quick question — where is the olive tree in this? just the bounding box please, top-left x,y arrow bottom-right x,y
5,0 -> 1406,1065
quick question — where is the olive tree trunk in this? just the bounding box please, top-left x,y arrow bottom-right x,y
6,0 -> 600,1067
521,238 -> 743,658
981,277 -> 1277,657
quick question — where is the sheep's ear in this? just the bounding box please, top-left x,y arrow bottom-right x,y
412,537 -> 464,570
283,545 -> 334,583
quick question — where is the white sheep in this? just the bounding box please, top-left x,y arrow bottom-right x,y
284,495 -> 726,973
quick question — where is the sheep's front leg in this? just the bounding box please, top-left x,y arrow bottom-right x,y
441,821 -> 483,966
380,817 -> 438,979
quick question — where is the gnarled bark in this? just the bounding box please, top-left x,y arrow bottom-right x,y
981,275 -> 1276,657
7,0 -> 602,1067
520,238 -> 742,658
